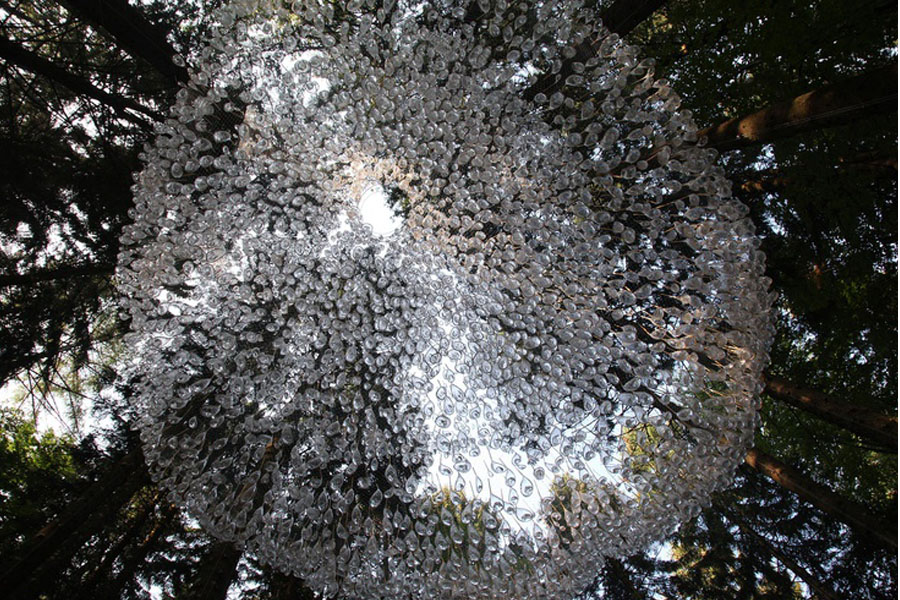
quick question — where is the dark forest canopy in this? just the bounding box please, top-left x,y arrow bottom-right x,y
0,0 -> 896,598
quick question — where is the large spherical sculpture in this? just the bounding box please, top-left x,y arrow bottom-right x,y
117,1 -> 773,598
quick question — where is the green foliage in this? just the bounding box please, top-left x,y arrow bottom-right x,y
0,410 -> 79,557
757,394 -> 897,513
622,423 -> 663,469
546,474 -> 594,547
625,1 -> 897,597
0,0 -> 895,598
417,488 -> 535,576
670,512 -> 805,600
631,0 -> 896,125
545,474 -> 628,555
631,2 -> 897,391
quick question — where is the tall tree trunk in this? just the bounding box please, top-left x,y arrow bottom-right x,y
80,489 -> 161,592
1,447 -> 151,599
839,150 -> 897,174
744,448 -> 896,550
103,501 -> 179,598
0,261 -> 113,288
177,542 -> 243,600
0,34 -> 160,125
735,174 -> 792,197
734,155 -> 896,199
57,0 -> 189,85
763,373 -> 897,452
726,509 -> 840,600
700,62 -> 897,152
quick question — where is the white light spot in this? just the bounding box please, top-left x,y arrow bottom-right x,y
358,184 -> 402,237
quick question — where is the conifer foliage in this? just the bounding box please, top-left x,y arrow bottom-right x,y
0,0 -> 895,598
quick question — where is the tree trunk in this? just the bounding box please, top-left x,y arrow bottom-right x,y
726,509 -> 840,600
763,373 -> 897,452
1,447 -> 151,599
0,34 -> 160,124
699,62 -> 897,152
838,150 -> 898,174
103,501 -> 178,598
734,155 -> 896,198
744,447 -> 896,550
57,0 -> 189,85
0,261 -> 113,288
80,489 -> 161,591
178,541 -> 243,600
735,174 -> 792,197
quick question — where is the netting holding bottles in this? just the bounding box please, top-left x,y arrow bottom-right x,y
117,1 -> 773,598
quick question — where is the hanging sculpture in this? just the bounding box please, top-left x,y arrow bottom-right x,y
117,1 -> 773,598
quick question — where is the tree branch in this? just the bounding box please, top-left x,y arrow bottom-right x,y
57,0 -> 189,86
763,372 -> 897,453
745,447 -> 896,550
0,261 -> 114,288
0,34 -> 161,124
725,507 -> 840,600
699,62 -> 898,152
